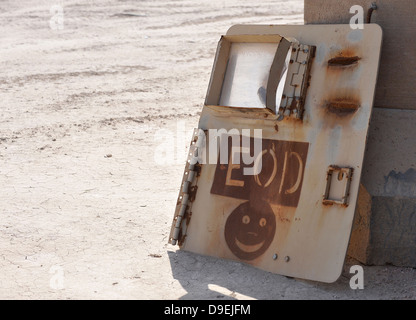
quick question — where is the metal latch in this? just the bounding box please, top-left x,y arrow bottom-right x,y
323,166 -> 354,207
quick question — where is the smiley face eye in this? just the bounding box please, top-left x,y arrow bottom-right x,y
259,218 -> 267,227
242,215 -> 250,224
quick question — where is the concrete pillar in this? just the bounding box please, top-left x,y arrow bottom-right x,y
305,0 -> 416,267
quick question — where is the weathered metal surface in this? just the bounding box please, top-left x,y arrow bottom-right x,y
169,24 -> 382,283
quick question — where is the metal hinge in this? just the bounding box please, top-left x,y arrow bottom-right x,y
169,129 -> 205,246
278,43 -> 316,121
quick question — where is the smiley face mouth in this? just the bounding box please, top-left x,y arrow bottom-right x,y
235,237 -> 265,253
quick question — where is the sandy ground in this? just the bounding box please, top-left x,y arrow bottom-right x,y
0,0 -> 414,300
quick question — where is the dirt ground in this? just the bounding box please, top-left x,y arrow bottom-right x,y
0,0 -> 414,300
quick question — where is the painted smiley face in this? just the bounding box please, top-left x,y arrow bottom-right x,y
224,201 -> 276,261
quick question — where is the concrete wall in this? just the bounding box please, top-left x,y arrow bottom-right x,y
305,0 -> 416,267
354,108 -> 416,266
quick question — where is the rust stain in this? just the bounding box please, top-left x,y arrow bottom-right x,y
326,99 -> 360,116
185,211 -> 192,226
322,200 -> 334,206
278,215 -> 291,224
274,124 -> 279,132
209,105 -> 274,118
325,47 -> 361,74
188,185 -> 198,202
177,231 -> 186,246
338,48 -> 358,57
329,165 -> 345,171
328,56 -> 360,67
280,117 -> 304,124
323,200 -> 349,208
279,117 -> 306,142
318,90 -> 362,126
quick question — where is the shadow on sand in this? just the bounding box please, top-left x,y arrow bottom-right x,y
167,249 -> 363,300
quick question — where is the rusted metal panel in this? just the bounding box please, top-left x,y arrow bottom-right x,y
169,24 -> 382,283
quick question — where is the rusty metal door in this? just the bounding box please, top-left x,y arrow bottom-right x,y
169,24 -> 382,283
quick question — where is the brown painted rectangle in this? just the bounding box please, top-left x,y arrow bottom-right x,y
210,136 -> 309,207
